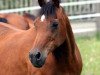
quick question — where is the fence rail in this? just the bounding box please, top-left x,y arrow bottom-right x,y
60,0 -> 100,6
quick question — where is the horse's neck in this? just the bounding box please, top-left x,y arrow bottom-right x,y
52,40 -> 79,73
53,40 -> 71,65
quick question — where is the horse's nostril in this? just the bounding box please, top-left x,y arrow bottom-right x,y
29,51 -> 41,60
35,52 -> 41,60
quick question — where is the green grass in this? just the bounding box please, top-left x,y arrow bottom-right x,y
76,33 -> 100,75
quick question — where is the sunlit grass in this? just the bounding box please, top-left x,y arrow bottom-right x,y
76,33 -> 100,75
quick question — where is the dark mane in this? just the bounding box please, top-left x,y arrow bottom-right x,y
39,2 -> 56,18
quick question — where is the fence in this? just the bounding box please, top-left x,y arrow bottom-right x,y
0,0 -> 100,20
0,0 -> 97,14
64,0 -> 95,16
0,0 -> 35,10
0,0 -> 100,34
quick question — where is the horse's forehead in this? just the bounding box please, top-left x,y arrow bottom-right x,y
41,14 -> 46,22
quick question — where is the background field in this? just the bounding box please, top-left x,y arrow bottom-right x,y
76,32 -> 100,75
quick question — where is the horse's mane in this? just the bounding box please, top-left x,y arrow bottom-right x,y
39,2 -> 56,18
0,22 -> 22,32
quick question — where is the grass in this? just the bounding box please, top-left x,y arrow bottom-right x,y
76,33 -> 100,75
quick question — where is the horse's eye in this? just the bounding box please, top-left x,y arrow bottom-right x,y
0,18 -> 8,23
51,22 -> 58,30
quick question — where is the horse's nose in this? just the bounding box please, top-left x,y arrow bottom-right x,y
29,52 -> 41,60
29,51 -> 46,68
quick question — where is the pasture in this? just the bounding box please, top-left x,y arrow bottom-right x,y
76,32 -> 100,75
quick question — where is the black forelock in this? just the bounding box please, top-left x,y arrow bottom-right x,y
39,2 -> 56,18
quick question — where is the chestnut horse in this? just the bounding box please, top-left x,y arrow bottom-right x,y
0,0 -> 82,75
0,13 -> 35,30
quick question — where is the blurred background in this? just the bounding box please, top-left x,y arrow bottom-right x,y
0,0 -> 100,75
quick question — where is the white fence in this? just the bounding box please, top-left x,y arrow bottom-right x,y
0,0 -> 100,20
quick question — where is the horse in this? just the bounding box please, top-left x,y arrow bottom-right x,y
28,0 -> 82,74
0,13 -> 35,30
0,0 -> 82,75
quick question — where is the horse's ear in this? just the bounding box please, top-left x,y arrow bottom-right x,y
52,0 -> 60,8
38,0 -> 46,7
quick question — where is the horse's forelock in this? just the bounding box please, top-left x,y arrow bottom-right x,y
39,1 -> 56,18
52,0 -> 61,8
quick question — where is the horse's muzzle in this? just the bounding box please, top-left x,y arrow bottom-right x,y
29,51 -> 46,68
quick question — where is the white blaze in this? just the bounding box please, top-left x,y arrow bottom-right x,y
41,15 -> 45,22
